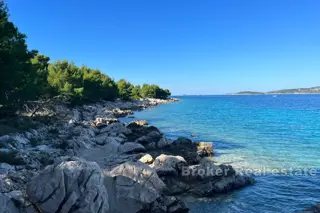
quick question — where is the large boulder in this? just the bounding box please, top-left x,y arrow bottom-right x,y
135,131 -> 162,148
126,123 -> 162,141
94,135 -> 123,146
26,159 -> 109,213
99,123 -> 131,135
153,154 -> 187,177
157,136 -> 172,149
162,162 -> 254,197
120,142 -> 146,154
149,137 -> 200,165
104,161 -> 166,213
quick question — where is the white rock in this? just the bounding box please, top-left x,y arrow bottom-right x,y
139,154 -> 154,164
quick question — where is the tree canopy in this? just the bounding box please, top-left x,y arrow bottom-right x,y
117,79 -> 134,101
0,2 -> 35,108
0,2 -> 171,116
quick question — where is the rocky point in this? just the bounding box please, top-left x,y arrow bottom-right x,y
0,98 -> 253,213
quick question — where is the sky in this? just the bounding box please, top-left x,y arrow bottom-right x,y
6,0 -> 320,95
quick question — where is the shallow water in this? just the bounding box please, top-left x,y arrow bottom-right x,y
131,95 -> 320,213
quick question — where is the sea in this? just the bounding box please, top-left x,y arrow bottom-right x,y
122,95 -> 320,212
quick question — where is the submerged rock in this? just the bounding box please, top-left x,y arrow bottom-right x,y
138,195 -> 189,213
301,204 -> 320,213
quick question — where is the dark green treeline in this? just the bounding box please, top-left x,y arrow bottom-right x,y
0,2 -> 171,115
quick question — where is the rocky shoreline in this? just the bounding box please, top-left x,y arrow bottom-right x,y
0,98 -> 254,213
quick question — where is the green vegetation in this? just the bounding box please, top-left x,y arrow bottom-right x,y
131,85 -> 142,100
141,84 -> 171,99
117,79 -> 134,101
233,91 -> 265,95
268,86 -> 320,94
0,3 -> 171,117
234,86 -> 320,95
0,2 -> 36,113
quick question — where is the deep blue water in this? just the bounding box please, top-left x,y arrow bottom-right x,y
131,95 -> 320,213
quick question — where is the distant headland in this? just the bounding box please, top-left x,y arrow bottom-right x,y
232,86 -> 320,95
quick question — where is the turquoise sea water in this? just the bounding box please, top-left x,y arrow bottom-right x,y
132,95 -> 320,213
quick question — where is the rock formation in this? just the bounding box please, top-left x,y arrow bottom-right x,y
0,98 -> 253,213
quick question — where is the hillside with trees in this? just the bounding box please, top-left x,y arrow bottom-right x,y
233,87 -> 320,95
0,2 -> 171,117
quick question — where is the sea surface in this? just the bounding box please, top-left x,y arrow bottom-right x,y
129,95 -> 320,213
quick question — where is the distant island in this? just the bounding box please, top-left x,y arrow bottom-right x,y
233,86 -> 320,95
233,91 -> 265,95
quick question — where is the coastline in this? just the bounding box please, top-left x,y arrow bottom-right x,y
230,93 -> 320,95
0,98 -> 253,213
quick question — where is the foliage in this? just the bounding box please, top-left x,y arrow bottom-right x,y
47,62 -> 118,103
131,85 -> 142,99
0,2 -> 171,116
83,67 -> 118,102
117,79 -> 134,100
0,2 -> 36,109
30,54 -> 51,97
141,84 -> 171,99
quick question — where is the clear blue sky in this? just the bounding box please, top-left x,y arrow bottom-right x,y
6,0 -> 320,95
